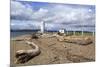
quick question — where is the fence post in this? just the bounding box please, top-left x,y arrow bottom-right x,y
93,31 -> 95,36
66,31 -> 68,35
82,30 -> 84,36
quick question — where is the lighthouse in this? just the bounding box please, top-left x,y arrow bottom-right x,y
40,21 -> 45,33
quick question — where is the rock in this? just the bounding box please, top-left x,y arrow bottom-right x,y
31,33 -> 39,39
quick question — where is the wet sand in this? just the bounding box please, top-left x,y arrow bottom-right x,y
10,33 -> 95,66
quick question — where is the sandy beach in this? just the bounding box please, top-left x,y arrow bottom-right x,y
10,33 -> 95,66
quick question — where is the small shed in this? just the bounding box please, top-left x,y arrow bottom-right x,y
59,29 -> 65,34
58,29 -> 65,36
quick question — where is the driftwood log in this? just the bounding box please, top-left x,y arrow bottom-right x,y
15,41 -> 41,64
58,36 -> 93,45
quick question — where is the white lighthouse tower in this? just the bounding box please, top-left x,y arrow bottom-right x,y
40,21 -> 45,33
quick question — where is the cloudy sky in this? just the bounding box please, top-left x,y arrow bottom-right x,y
11,0 -> 95,32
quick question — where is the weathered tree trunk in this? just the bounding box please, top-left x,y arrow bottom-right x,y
15,41 -> 41,64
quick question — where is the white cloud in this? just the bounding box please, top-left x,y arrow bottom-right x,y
32,8 -> 48,20
11,1 -> 95,32
11,20 -> 41,30
44,5 -> 95,24
11,1 -> 34,20
11,1 -> 49,21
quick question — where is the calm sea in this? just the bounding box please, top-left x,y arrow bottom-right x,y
11,31 -> 36,38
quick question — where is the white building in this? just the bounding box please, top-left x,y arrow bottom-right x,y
59,29 -> 65,34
